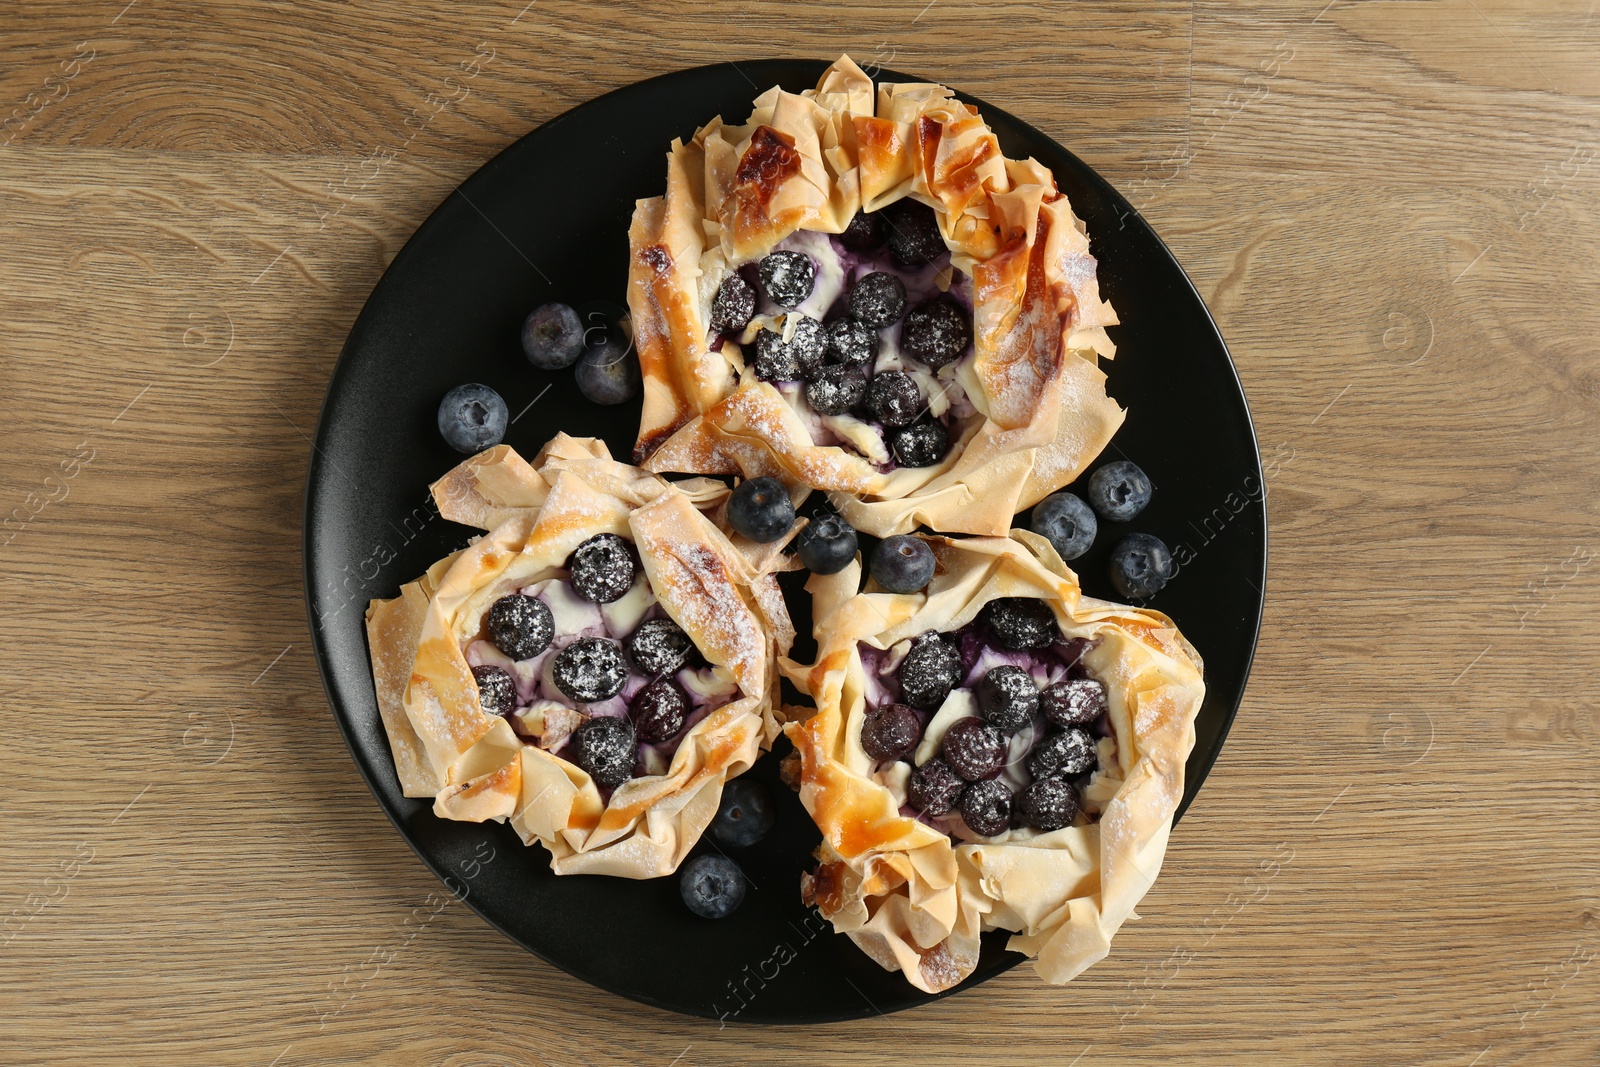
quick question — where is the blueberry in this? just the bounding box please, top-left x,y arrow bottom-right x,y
1087,460 -> 1153,522
727,477 -> 795,542
1040,677 -> 1106,728
1031,492 -> 1097,561
1018,777 -> 1079,831
900,299 -> 970,370
472,664 -> 517,716
751,316 -> 825,381
680,854 -> 746,918
628,617 -> 692,676
960,778 -> 1013,837
710,274 -> 757,335
487,594 -> 554,660
824,318 -> 877,366
907,757 -> 965,816
982,597 -> 1057,650
889,421 -> 949,468
805,363 -> 868,416
437,383 -> 508,454
758,250 -> 815,308
941,716 -> 1006,782
630,677 -> 689,743
977,665 -> 1039,734
710,779 -> 775,848
1027,727 -> 1097,779
884,199 -> 945,267
1109,532 -> 1173,599
570,714 -> 637,787
866,371 -> 923,428
838,209 -> 884,250
575,335 -> 641,405
793,512 -> 858,575
552,637 -> 629,702
522,303 -> 585,370
871,535 -> 935,593
567,532 -> 636,603
860,703 -> 923,762
899,633 -> 960,710
848,272 -> 907,328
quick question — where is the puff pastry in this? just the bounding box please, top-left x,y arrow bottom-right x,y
627,55 -> 1124,537
781,532 -> 1203,991
365,434 -> 796,878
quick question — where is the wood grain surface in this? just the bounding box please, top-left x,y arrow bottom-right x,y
3,1 -> 1597,1064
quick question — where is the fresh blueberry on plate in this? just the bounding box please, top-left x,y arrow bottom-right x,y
680,854 -> 747,918
1109,532 -> 1173,599
727,477 -> 795,542
575,334 -> 641,405
1030,491 -> 1097,560
871,535 -> 935,593
1087,460 -> 1153,521
437,383 -> 508,454
793,512 -> 858,574
710,779 -> 775,848
521,302 -> 586,369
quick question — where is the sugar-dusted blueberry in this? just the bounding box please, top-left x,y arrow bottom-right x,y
630,677 -> 689,744
472,664 -> 517,716
838,209 -> 884,250
1109,532 -> 1173,600
805,363 -> 868,416
727,476 -> 795,543
570,714 -> 637,787
848,271 -> 907,328
901,299 -> 971,370
521,303 -> 585,370
793,512 -> 858,575
982,597 -> 1057,650
977,665 -> 1040,734
1018,777 -> 1080,831
960,778 -> 1014,837
824,318 -> 877,367
866,370 -> 923,428
710,274 -> 757,335
871,534 -> 936,594
552,637 -> 629,702
1027,727 -> 1097,780
889,421 -> 949,468
884,198 -> 945,267
942,716 -> 1006,782
567,532 -> 636,603
907,757 -> 965,816
487,593 -> 554,660
628,617 -> 692,676
1087,460 -> 1153,522
751,315 -> 825,381
680,854 -> 746,918
1031,491 -> 1097,561
438,383 -> 508,454
758,249 -> 815,308
1041,677 -> 1106,728
710,779 -> 774,848
898,632 -> 960,710
860,703 -> 923,762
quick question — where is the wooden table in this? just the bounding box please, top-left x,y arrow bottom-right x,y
3,1 -> 1596,1063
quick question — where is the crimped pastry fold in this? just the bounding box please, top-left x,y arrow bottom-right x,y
365,434 -> 795,878
781,532 -> 1203,990
628,55 -> 1124,537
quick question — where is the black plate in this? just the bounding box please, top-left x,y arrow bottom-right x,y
304,59 -> 1265,1024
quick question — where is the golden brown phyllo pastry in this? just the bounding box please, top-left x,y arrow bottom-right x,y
781,532 -> 1203,991
364,434 -> 796,878
627,55 -> 1123,537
